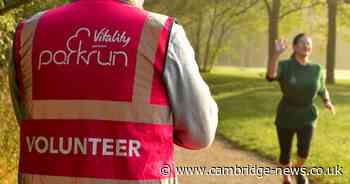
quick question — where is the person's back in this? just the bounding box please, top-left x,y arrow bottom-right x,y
10,0 -> 218,183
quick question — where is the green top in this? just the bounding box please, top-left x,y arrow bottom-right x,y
274,59 -> 327,128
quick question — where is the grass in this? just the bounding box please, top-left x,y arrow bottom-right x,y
205,66 -> 350,184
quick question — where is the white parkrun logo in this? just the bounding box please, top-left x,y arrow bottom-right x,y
25,136 -> 141,157
38,27 -> 132,70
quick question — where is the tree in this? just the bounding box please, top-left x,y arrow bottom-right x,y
264,0 -> 280,68
326,0 -> 337,84
188,0 -> 259,72
263,0 -> 322,68
0,0 -> 32,16
146,0 -> 260,72
324,0 -> 350,84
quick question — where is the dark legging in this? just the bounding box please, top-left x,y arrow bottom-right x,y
276,124 -> 314,165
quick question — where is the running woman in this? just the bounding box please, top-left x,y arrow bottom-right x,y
266,33 -> 335,184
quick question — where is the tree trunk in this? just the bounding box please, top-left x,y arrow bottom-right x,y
194,9 -> 203,67
267,0 -> 280,66
202,7 -> 218,73
208,23 -> 229,71
326,0 -> 337,84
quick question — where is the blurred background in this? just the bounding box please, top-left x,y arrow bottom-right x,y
0,0 -> 349,184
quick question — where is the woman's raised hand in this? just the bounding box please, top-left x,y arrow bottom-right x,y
274,39 -> 288,55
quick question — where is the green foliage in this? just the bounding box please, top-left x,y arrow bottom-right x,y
0,84 -> 18,184
0,13 -> 16,73
338,3 -> 350,42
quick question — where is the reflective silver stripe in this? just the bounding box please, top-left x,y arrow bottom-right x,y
19,11 -> 45,119
19,174 -> 177,184
32,100 -> 172,124
133,13 -> 169,104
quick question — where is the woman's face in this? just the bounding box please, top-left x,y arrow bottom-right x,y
293,36 -> 312,57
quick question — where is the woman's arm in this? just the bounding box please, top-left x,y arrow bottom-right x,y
323,90 -> 336,115
318,67 -> 336,114
266,39 -> 287,81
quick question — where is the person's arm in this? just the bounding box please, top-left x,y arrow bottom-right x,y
266,39 -> 287,81
318,66 -> 335,114
163,23 -> 218,150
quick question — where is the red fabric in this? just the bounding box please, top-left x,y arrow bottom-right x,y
32,2 -> 146,101
20,120 -> 175,180
150,18 -> 173,105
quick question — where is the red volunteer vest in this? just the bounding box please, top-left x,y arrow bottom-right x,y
14,0 -> 175,183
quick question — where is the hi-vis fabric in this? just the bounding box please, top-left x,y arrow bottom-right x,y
11,0 -> 177,183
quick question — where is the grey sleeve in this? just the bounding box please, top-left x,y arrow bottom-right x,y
163,23 -> 218,150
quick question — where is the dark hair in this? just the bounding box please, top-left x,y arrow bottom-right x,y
291,33 -> 307,59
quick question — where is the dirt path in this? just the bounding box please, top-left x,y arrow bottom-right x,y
174,135 -> 284,184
